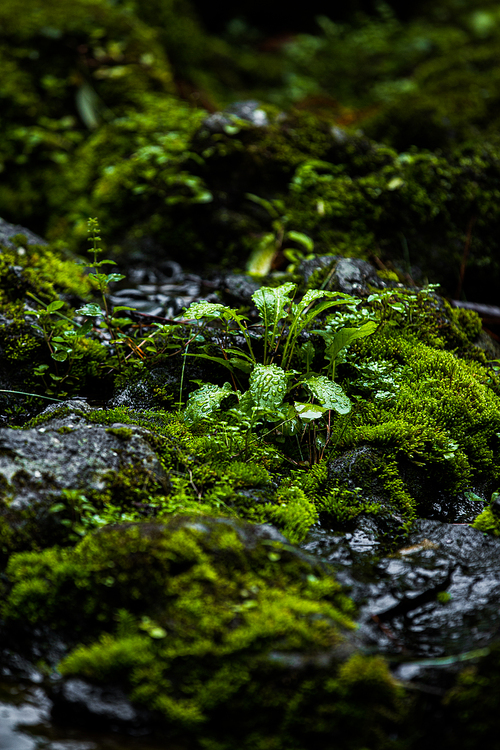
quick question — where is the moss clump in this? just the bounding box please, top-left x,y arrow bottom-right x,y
0,0 -> 173,228
1,517 -> 405,748
472,491 -> 500,535
105,426 -> 133,441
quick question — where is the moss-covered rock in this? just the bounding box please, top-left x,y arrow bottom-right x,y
0,515 -> 405,749
0,403 -> 168,553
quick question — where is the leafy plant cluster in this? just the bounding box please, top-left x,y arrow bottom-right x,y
182,282 -> 376,465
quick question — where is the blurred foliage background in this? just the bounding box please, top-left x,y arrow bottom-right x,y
2,0 -> 500,300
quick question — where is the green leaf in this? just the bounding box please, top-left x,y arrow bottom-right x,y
303,376 -> 351,414
252,283 -> 296,361
229,357 -> 253,373
105,273 -> 126,284
285,230 -> 314,252
294,402 -> 327,422
112,306 -> 136,313
76,321 -> 93,336
184,301 -> 228,320
184,382 -> 236,423
51,351 -> 69,362
91,259 -> 117,267
185,352 -> 238,374
76,303 -> 102,317
323,321 -> 378,364
75,82 -> 100,130
149,627 -> 167,639
252,283 -> 295,327
249,364 -> 288,411
246,234 -> 277,277
298,341 -> 315,370
245,193 -> 281,219
46,300 -> 65,313
282,290 -> 352,369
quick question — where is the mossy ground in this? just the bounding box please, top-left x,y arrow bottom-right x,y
0,518 -> 406,749
3,1 -> 500,743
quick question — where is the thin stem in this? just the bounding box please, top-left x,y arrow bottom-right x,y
0,389 -> 63,402
178,341 -> 189,412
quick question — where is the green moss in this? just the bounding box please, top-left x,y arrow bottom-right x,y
442,643 -> 500,749
472,492 -> 500,535
105,426 -> 133,441
1,518 -> 405,748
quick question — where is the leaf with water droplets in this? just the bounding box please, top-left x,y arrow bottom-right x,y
303,375 -> 351,414
184,382 -> 236,423
249,364 -> 289,412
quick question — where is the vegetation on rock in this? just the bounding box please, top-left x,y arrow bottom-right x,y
3,0 -> 500,745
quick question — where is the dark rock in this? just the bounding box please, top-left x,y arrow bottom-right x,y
108,366 -> 179,410
0,404 -> 167,539
226,101 -> 269,127
299,255 -> 385,296
332,257 -> 385,296
0,217 -> 47,249
303,519 -> 500,663
220,273 -> 261,304
51,678 -> 146,731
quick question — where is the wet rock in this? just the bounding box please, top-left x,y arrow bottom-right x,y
51,679 -> 145,731
0,404 -> 167,543
226,100 -> 269,127
220,272 -> 261,304
0,217 -> 47,249
332,258 -> 385,296
299,255 -> 385,296
202,101 -> 268,136
303,519 -> 500,663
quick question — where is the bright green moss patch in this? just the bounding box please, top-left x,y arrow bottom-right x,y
1,517 -> 405,748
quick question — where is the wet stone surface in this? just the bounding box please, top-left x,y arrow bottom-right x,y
302,518 -> 500,668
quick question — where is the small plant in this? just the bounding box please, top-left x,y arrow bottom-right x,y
183,282 -> 376,464
25,293 -> 94,396
75,218 -> 136,368
244,193 -> 315,277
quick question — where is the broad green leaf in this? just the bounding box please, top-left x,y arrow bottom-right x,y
246,233 -> 276,277
229,357 -> 253,373
47,300 -> 65,313
184,382 -> 235,423
76,320 -> 93,336
252,283 -> 296,329
185,352 -> 238,374
249,364 -> 288,411
324,321 -> 378,364
252,283 -> 296,360
112,306 -> 137,313
303,376 -> 351,414
285,230 -> 314,252
294,402 -> 327,422
51,350 -> 69,362
76,303 -> 102,317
